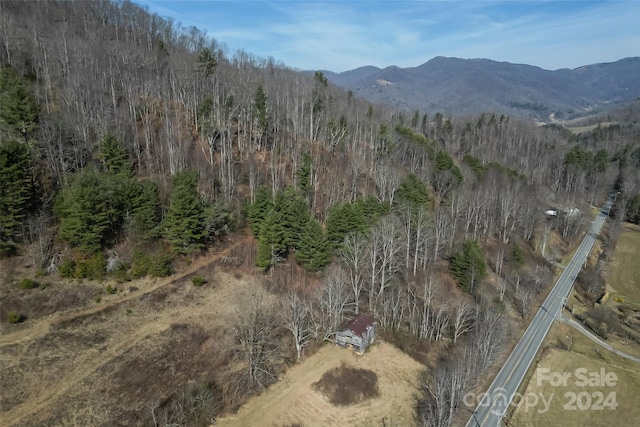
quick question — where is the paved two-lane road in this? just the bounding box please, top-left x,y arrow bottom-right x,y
465,198 -> 613,427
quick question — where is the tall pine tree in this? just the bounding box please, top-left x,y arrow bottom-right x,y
98,133 -> 130,175
0,67 -> 39,141
276,186 -> 309,250
256,207 -> 287,270
54,168 -> 125,253
0,140 -> 35,254
247,186 -> 273,237
129,180 -> 161,241
163,170 -> 206,254
295,217 -> 331,271
449,240 -> 487,293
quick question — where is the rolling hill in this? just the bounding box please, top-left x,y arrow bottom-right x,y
322,57 -> 640,121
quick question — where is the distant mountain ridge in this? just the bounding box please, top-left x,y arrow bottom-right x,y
322,57 -> 640,121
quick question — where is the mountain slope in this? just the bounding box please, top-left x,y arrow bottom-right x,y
323,57 -> 640,120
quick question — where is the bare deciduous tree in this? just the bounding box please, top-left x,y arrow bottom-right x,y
315,267 -> 352,340
367,215 -> 402,312
232,290 -> 283,390
374,160 -> 400,204
451,301 -> 475,344
338,232 -> 368,314
281,291 -> 314,359
515,281 -> 536,319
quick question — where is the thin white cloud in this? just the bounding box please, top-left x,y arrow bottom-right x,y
138,0 -> 640,71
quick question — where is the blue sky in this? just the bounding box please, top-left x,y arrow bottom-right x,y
136,0 -> 639,72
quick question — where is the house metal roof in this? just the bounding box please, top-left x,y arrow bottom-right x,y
339,314 -> 375,338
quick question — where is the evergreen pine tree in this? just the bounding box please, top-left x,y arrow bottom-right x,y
326,203 -> 349,246
277,186 -> 309,250
99,133 -> 130,175
394,174 -> 430,210
163,170 -> 206,254
254,84 -> 269,131
0,67 -> 39,141
356,195 -> 390,224
449,240 -> 487,293
130,180 -> 161,241
256,207 -> 286,270
326,202 -> 367,247
0,140 -> 35,254
54,168 -> 124,253
296,153 -> 312,198
247,186 -> 273,237
295,217 -> 331,271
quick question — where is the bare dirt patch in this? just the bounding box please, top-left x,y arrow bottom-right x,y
217,342 -> 424,427
313,363 -> 380,406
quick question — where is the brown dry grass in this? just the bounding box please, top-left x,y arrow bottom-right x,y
0,268 -> 251,426
217,341 -> 424,427
510,323 -> 640,427
0,236 -> 262,426
509,223 -> 640,426
605,223 -> 640,305
565,121 -> 618,134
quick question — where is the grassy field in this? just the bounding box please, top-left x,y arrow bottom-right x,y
565,121 -> 618,135
606,223 -> 640,307
510,323 -> 640,427
217,342 -> 424,427
0,236 -> 265,426
510,223 -> 640,426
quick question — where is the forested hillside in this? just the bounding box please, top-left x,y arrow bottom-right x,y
1,1 -> 640,426
323,56 -> 640,120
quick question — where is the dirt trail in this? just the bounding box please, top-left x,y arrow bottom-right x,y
0,235 -> 250,348
3,316 -> 168,424
1,235 -> 253,426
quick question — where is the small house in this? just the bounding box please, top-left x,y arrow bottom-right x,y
335,314 -> 376,353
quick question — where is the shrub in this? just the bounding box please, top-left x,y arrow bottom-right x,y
19,278 -> 39,289
131,251 -> 173,278
105,284 -> 118,294
191,276 -> 206,286
85,253 -> 107,280
511,244 -> 524,265
7,311 -> 25,323
130,251 -> 150,279
74,260 -> 89,279
149,253 -> 173,277
59,259 -> 75,278
112,261 -> 130,282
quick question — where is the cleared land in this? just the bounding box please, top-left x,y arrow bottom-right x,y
510,223 -> 640,426
510,324 -> 640,427
0,237 -> 259,426
606,223 -> 640,307
1,235 -> 424,427
217,341 -> 424,427
565,121 -> 618,134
